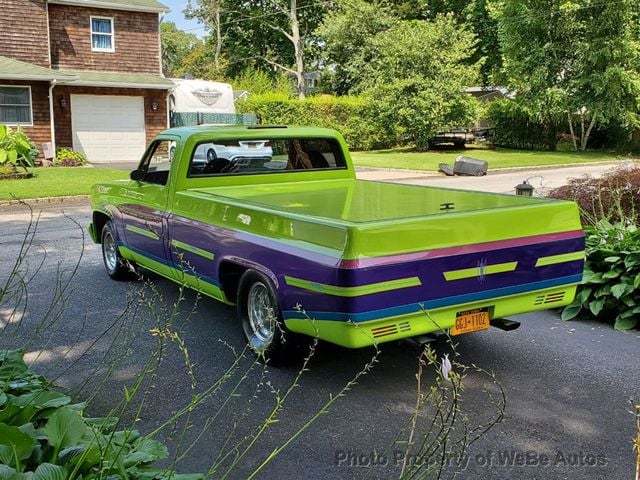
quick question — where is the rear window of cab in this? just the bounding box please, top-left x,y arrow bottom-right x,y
186,137 -> 347,177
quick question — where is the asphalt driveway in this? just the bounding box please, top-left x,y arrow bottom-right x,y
0,201 -> 638,479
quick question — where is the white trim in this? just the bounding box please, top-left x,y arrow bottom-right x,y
48,0 -> 169,13
46,3 -> 52,67
90,16 -> 115,53
70,80 -> 172,89
0,85 -> 34,127
48,80 -> 57,155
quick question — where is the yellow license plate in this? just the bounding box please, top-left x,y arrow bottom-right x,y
452,308 -> 490,335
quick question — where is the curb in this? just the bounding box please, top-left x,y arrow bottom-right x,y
0,195 -> 90,208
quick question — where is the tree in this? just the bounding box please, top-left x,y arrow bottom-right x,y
316,0 -> 398,95
187,0 -> 329,99
361,16 -> 480,149
160,21 -> 201,77
494,0 -> 640,150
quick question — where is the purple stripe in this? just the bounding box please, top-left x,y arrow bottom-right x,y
338,230 -> 585,268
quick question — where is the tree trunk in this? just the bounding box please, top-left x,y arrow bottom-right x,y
567,112 -> 578,151
290,0 -> 305,99
580,113 -> 597,151
214,6 -> 222,71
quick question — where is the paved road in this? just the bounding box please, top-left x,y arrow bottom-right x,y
356,161 -> 631,194
1,201 -> 638,480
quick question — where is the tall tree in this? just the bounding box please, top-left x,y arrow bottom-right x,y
495,0 -> 640,150
160,22 -> 201,77
362,16 -> 480,149
316,0 -> 398,95
187,0 -> 329,98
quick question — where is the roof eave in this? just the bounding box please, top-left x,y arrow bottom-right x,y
71,80 -> 172,89
0,74 -> 77,82
48,0 -> 169,14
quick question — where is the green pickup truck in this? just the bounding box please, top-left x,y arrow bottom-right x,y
89,125 -> 584,360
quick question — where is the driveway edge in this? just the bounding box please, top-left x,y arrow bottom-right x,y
0,195 -> 90,208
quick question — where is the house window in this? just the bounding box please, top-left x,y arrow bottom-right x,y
91,16 -> 114,52
0,86 -> 32,125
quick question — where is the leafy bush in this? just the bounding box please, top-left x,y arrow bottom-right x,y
54,147 -> 88,167
486,99 -> 560,151
0,349 -> 202,480
0,125 -> 38,173
237,93 -> 392,150
561,221 -> 640,330
548,165 -> 640,224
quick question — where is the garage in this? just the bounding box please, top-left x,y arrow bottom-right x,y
71,95 -> 146,163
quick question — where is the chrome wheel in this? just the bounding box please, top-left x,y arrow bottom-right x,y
247,282 -> 275,343
102,229 -> 118,273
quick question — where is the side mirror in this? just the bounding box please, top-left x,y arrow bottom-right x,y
130,169 -> 145,182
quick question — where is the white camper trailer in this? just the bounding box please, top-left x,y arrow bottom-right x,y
168,78 -> 236,127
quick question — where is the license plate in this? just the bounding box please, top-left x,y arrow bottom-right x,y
452,308 -> 490,335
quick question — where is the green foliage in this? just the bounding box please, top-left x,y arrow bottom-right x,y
53,148 -> 87,167
230,68 -> 293,97
237,94 -> 391,150
0,126 -> 38,173
561,221 -> 640,330
160,21 -> 201,77
493,0 -> 640,151
0,349 -> 203,480
486,99 -> 560,151
360,16 -> 480,149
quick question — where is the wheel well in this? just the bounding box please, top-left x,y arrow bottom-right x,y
219,261 -> 247,303
93,212 -> 111,243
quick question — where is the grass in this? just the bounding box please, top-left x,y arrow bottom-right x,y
0,167 -> 129,201
350,145 -> 636,171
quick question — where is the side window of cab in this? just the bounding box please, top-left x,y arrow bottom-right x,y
134,140 -> 173,186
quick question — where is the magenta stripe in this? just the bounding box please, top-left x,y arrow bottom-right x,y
338,230 -> 584,269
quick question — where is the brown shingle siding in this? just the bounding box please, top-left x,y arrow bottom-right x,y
0,80 -> 52,159
0,0 -> 50,67
49,4 -> 160,74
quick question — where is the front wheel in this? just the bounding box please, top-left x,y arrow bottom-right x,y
101,221 -> 134,280
237,270 -> 289,362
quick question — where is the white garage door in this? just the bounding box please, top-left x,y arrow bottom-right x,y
71,95 -> 146,163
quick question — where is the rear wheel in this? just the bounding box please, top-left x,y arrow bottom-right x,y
237,270 -> 289,362
101,221 -> 134,280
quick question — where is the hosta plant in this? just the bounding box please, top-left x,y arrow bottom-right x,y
53,148 -> 87,167
562,221 -> 640,330
0,349 -> 203,480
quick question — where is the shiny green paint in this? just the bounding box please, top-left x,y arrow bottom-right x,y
535,251 -> 585,267
171,239 -> 215,260
284,275 -> 422,297
443,261 -> 518,281
174,179 -> 581,260
284,285 -> 578,348
119,246 -> 230,304
126,224 -> 160,240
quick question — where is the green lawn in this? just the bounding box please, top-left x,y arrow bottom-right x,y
0,167 -> 129,201
350,145 -> 635,171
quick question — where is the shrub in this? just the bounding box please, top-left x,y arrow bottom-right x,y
0,349 -> 203,480
561,221 -> 640,330
486,99 -> 560,151
0,125 -> 38,173
237,93 -> 392,151
548,164 -> 640,224
54,147 -> 88,167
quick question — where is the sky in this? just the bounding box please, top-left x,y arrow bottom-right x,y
161,0 -> 207,38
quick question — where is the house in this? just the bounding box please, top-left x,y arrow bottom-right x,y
0,0 -> 172,163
